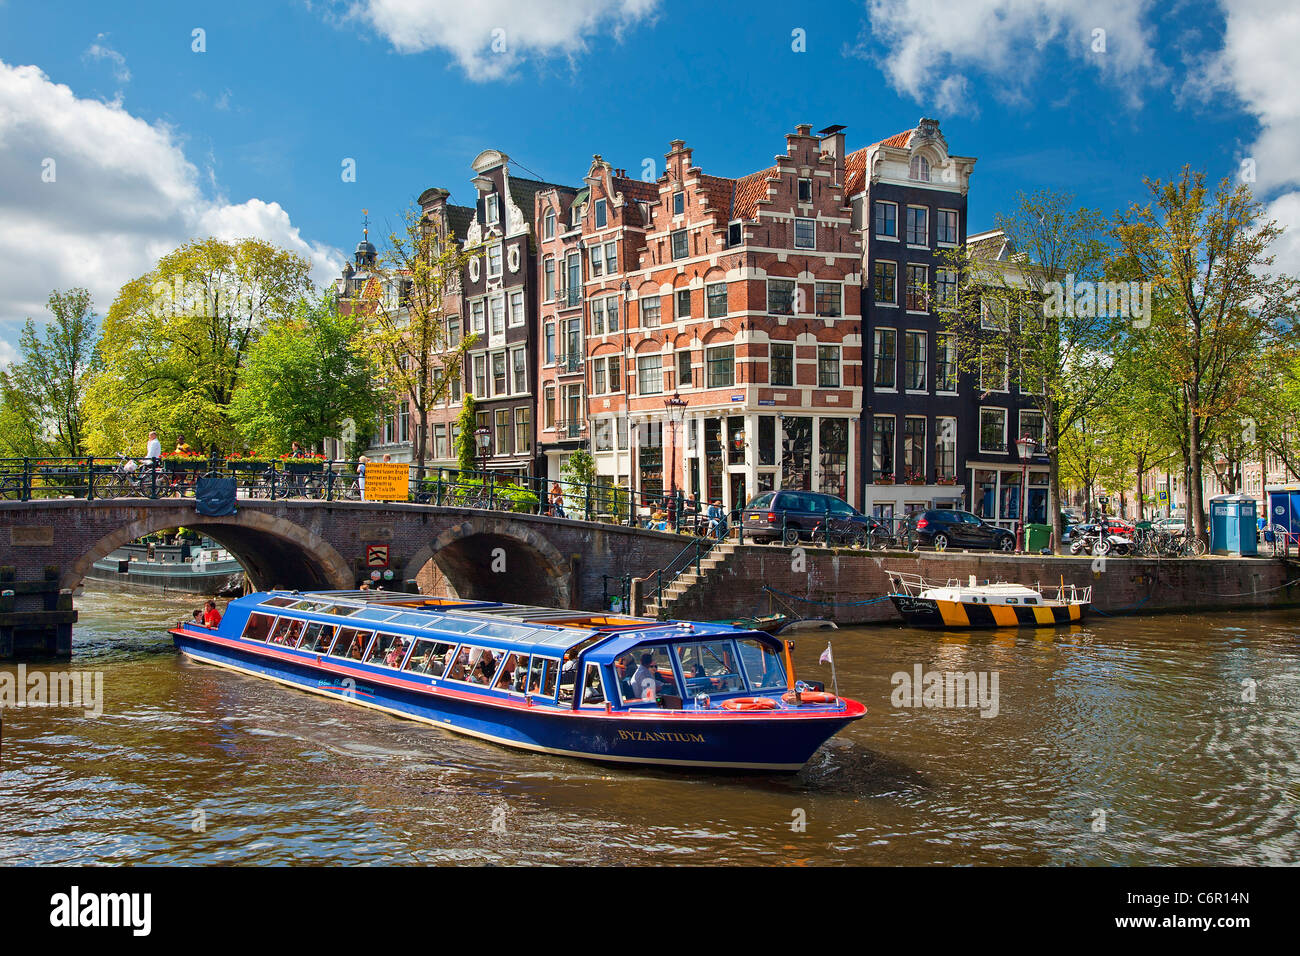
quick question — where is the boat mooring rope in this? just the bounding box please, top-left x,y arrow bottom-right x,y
761,585 -> 894,608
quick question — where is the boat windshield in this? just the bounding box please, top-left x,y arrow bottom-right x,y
675,640 -> 746,695
611,644 -> 682,704
737,638 -> 787,692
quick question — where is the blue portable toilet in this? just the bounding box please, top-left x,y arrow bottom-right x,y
1209,494 -> 1258,556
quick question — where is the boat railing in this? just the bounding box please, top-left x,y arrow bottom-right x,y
889,570 -> 1093,605
1038,582 -> 1093,605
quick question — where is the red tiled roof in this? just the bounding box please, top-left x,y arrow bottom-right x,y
733,165 -> 778,220
698,173 -> 736,219
844,147 -> 868,196
874,130 -> 913,149
612,176 -> 658,203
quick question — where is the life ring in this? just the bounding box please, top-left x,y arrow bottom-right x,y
720,697 -> 778,711
781,690 -> 838,705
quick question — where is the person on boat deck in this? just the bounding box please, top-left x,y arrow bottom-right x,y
630,653 -> 659,699
191,609 -> 204,627
202,600 -> 222,627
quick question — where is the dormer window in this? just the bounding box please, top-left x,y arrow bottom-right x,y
486,194 -> 500,225
573,203 -> 583,227
909,155 -> 931,182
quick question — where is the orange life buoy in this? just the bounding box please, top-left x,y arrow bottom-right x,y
721,697 -> 778,711
781,690 -> 838,705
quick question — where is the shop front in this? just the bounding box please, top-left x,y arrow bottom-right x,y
969,463 -> 1049,529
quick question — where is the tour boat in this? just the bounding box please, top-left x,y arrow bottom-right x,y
886,571 -> 1091,628
169,590 -> 866,771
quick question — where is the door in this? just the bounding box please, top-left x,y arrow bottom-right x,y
728,473 -> 746,516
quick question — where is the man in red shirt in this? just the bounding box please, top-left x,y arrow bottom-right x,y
202,600 -> 222,628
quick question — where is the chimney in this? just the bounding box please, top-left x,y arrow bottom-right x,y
818,125 -> 847,183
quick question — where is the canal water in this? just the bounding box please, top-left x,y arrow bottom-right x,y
1,586 -> 1296,865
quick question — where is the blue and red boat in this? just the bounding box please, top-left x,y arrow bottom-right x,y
169,591 -> 866,771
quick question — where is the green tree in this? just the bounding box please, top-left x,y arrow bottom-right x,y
454,394 -> 477,473
560,448 -> 596,519
229,293 -> 384,455
0,288 -> 101,457
1114,169 -> 1300,541
355,205 -> 477,478
84,238 -> 312,454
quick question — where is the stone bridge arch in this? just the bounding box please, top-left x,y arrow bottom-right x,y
65,506 -> 353,593
403,514 -> 573,608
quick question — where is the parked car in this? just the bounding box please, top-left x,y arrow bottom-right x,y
1153,516 -> 1187,534
740,490 -> 885,545
900,509 -> 1016,552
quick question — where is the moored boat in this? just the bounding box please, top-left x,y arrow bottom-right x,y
170,591 -> 866,771
886,571 -> 1091,628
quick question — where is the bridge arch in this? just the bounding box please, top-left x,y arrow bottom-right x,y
65,506 -> 353,593
404,515 -> 572,608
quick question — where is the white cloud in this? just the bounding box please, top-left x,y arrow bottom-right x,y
345,0 -> 659,81
854,0 -> 1161,114
84,34 -> 131,84
0,61 -> 343,337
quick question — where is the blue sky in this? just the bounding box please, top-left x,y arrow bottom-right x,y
0,0 -> 1295,360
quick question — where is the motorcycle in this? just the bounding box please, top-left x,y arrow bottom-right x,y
1068,519 -> 1134,556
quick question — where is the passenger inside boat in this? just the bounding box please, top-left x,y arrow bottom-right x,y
615,645 -> 683,703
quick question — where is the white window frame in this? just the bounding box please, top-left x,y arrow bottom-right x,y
937,208 -> 959,246
794,217 -> 815,249
485,194 -> 499,225
874,260 -> 898,307
508,290 -> 525,328
903,329 -> 927,393
487,242 -> 503,278
979,346 -> 1009,393
979,407 -> 1008,455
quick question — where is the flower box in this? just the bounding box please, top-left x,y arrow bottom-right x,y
283,460 -> 324,474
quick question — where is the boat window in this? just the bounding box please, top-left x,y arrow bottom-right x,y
423,617 -> 481,634
675,641 -> 745,695
580,663 -> 608,708
390,612 -> 436,628
365,632 -> 412,669
327,604 -> 362,617
242,613 -> 276,642
526,656 -> 560,699
299,622 -> 337,653
403,638 -> 455,677
261,597 -> 296,608
737,638 -> 787,692
330,628 -> 373,661
352,608 -> 400,622
1006,597 -> 1018,604
613,644 -> 682,703
1024,597 -> 1037,605
471,621 -> 534,640
493,651 -> 528,691
444,644 -> 501,685
268,617 -> 305,647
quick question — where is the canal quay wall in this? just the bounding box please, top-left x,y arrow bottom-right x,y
650,546 -> 1300,625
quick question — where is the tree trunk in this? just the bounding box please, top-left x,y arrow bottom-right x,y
1189,412 -> 1206,541
1135,452 -> 1146,522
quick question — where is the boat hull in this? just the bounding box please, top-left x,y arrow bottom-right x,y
889,595 -> 1086,628
172,629 -> 862,772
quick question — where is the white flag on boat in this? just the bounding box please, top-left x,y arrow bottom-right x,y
819,643 -> 833,665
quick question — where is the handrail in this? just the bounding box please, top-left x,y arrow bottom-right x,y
643,535 -> 718,608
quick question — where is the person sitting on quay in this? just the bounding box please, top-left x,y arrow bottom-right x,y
202,600 -> 222,627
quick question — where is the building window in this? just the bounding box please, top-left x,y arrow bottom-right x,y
590,298 -> 606,336
544,385 -> 555,428
937,209 -> 958,245
909,155 -> 930,182
817,345 -> 840,387
508,290 -> 524,327
606,295 -> 619,333
589,245 -> 604,277
671,230 -> 688,260
902,418 -> 926,478
673,191 -> 685,216
936,333 -> 957,392
594,199 -> 607,228
980,347 -> 1009,392
490,295 -> 505,334
981,296 -> 1010,330
433,424 -> 447,460
447,316 -> 461,347
798,178 -> 813,202
604,241 -> 617,274
485,194 -> 499,225
543,257 -> 556,301
677,350 -> 692,387
1019,410 -> 1045,449
594,417 -> 613,451
936,417 -> 956,478
544,322 -> 555,364
488,243 -> 503,277
511,346 -> 527,394
638,355 -> 663,394
770,343 -> 793,386
471,300 -> 485,334
980,408 -> 1007,453
874,261 -> 897,305
675,288 -> 691,320
492,351 -> 508,395
727,222 -> 742,247
593,360 -> 606,395
515,407 -> 531,454
566,254 -> 582,307
544,209 -> 555,239
905,206 -> 928,246
608,355 -> 621,391
794,218 -> 815,249
473,354 -> 487,397
767,278 -> 795,315
902,331 -> 926,391
874,201 -> 897,238
873,416 -> 896,479
640,294 -> 661,327
495,408 -> 511,455
873,328 -> 897,389
935,267 -> 958,310
906,264 -> 928,311
706,345 -> 735,388
706,282 -> 728,318
815,282 -> 841,317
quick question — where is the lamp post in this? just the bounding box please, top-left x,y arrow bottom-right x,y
621,278 -> 632,526
1015,434 -> 1034,552
665,390 -> 687,530
474,427 -> 491,482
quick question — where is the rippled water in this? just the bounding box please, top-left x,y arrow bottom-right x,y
1,586 -> 1297,865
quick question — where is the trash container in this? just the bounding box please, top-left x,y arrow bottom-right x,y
1026,523 -> 1053,552
1208,494 -> 1258,556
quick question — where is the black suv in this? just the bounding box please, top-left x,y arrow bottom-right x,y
741,490 -> 885,545
900,509 -> 1015,552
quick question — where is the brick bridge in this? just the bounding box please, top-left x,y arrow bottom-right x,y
0,499 -> 691,657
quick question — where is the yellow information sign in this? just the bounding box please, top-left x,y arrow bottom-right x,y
363,462 -> 409,501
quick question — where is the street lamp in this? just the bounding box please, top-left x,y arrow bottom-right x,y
1015,434 -> 1035,552
665,390 -> 687,529
474,427 -> 491,481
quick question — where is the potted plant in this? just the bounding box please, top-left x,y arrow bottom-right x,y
279,452 -> 326,474
875,472 -> 895,485
905,470 -> 926,485
936,475 -> 958,485
225,454 -> 271,473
